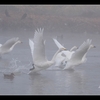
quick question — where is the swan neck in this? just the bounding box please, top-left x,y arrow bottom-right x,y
51,49 -> 62,61
70,46 -> 76,52
10,41 -> 19,50
88,45 -> 92,51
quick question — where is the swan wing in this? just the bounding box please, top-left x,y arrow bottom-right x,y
33,28 -> 47,62
69,39 -> 92,62
2,37 -> 19,49
29,39 -> 34,60
53,38 -> 65,49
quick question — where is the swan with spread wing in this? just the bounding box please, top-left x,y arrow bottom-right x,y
53,38 -> 78,67
63,39 -> 96,70
0,37 -> 22,56
28,28 -> 66,74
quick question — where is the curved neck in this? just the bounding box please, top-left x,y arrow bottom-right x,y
70,46 -> 77,52
88,45 -> 93,50
51,49 -> 62,62
10,41 -> 19,50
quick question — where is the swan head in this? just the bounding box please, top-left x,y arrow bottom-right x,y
89,44 -> 96,49
74,46 -> 78,49
56,48 -> 67,54
18,40 -> 23,43
17,40 -> 23,44
59,47 -> 67,51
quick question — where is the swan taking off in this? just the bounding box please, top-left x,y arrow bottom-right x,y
28,28 -> 66,74
63,39 -> 96,70
0,37 -> 22,56
53,38 -> 78,68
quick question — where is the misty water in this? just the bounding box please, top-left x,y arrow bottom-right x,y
0,29 -> 100,95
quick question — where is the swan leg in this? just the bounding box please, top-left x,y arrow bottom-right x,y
29,63 -> 35,71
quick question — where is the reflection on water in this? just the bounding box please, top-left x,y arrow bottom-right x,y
0,31 -> 100,94
28,69 -> 85,95
29,73 -> 52,94
64,70 -> 85,94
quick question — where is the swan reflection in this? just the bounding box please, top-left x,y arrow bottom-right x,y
28,69 -> 86,94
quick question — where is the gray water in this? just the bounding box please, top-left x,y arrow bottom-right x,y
0,30 -> 100,95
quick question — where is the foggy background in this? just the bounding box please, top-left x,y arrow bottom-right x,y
0,5 -> 100,95
0,5 -> 100,33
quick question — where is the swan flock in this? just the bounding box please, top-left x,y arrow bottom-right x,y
0,28 -> 96,74
28,28 -> 96,73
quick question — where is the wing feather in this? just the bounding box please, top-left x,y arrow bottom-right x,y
53,38 -> 65,49
29,39 -> 34,60
70,39 -> 92,62
33,28 -> 47,62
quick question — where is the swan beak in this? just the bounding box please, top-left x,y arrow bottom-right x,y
20,41 -> 23,43
93,45 -> 96,48
63,48 -> 67,50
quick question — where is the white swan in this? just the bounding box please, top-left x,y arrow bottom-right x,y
53,38 -> 78,67
63,39 -> 96,70
0,37 -> 22,56
28,28 -> 66,74
29,38 -> 34,60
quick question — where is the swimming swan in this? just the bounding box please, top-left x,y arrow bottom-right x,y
28,28 -> 66,74
63,39 -> 96,70
53,38 -> 78,67
0,37 -> 22,56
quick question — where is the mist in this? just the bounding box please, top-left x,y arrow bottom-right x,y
0,5 -> 100,33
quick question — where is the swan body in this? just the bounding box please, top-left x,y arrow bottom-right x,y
28,28 -> 66,74
63,39 -> 96,70
53,38 -> 78,67
0,37 -> 22,55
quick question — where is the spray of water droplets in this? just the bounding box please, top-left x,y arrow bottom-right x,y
0,58 -> 32,75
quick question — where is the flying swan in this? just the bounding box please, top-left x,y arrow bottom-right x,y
28,28 -> 66,74
62,39 -> 96,70
53,38 -> 78,68
0,37 -> 22,56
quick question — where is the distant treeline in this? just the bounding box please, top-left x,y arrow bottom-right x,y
0,5 -> 100,33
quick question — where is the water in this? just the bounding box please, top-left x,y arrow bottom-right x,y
0,30 -> 100,95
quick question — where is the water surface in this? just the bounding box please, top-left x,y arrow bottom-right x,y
0,30 -> 100,95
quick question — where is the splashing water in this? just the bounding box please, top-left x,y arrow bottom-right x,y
0,58 -> 32,75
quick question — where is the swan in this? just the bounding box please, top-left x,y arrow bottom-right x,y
29,38 -> 46,64
63,39 -> 96,70
28,28 -> 66,74
53,38 -> 78,67
0,37 -> 22,56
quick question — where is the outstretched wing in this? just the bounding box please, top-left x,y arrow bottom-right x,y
69,39 -> 92,62
33,28 -> 47,62
53,38 -> 65,49
29,39 -> 34,60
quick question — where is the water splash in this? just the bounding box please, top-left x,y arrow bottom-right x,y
0,58 -> 32,75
